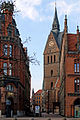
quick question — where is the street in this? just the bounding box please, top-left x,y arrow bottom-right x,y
0,113 -> 80,120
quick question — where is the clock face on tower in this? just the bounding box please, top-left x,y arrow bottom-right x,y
48,41 -> 54,47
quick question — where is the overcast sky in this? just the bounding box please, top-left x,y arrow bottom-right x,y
11,0 -> 80,95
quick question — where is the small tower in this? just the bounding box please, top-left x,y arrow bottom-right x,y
52,6 -> 60,33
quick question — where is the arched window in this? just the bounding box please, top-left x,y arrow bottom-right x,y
51,82 -> 53,89
54,55 -> 56,63
3,44 -> 7,56
3,63 -> 7,75
9,45 -> 12,57
51,70 -> 53,76
75,79 -> 80,93
48,56 -> 49,64
6,85 -> 14,91
74,63 -> 79,73
51,56 -> 52,63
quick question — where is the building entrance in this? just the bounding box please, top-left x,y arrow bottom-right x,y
75,105 -> 80,117
74,98 -> 80,118
6,98 -> 14,117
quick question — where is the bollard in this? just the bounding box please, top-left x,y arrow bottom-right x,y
32,118 -> 34,120
14,117 -> 17,120
48,118 -> 51,120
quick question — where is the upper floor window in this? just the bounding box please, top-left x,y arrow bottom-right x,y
51,70 -> 53,76
9,63 -> 12,76
75,79 -> 80,93
54,55 -> 56,63
74,63 -> 79,73
3,44 -> 7,56
3,63 -> 7,75
10,45 -> 12,57
48,56 -> 49,64
51,82 -> 53,89
51,56 -> 52,63
6,85 -> 14,91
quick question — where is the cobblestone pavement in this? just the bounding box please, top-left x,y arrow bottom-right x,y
0,113 -> 80,120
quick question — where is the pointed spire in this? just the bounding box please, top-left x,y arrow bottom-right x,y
52,4 -> 60,33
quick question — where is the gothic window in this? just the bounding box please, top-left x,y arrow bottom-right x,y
3,44 -> 7,56
6,85 -> 14,91
54,55 -> 56,63
75,79 -> 80,93
51,56 -> 52,63
74,63 -> 77,72
51,82 -> 53,89
9,63 -> 12,76
51,70 -> 53,76
74,63 -> 79,73
77,63 -> 79,72
48,56 -> 49,64
9,45 -> 12,57
3,63 -> 7,75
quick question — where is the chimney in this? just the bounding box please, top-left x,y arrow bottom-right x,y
64,15 -> 68,33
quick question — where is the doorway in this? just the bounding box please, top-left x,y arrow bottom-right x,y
6,98 -> 14,117
74,98 -> 80,118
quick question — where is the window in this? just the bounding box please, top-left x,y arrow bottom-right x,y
74,63 -> 77,72
51,56 -> 52,63
9,63 -> 12,76
48,56 -> 49,64
51,82 -> 53,89
39,101 -> 40,103
51,70 -> 53,76
54,55 -> 56,63
10,45 -> 12,57
77,63 -> 79,72
75,79 -> 80,93
3,63 -> 7,75
3,44 -> 7,56
74,63 -> 79,73
6,85 -> 14,91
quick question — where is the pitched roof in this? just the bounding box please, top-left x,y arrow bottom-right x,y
34,89 -> 42,95
67,34 -> 77,51
52,31 -> 64,49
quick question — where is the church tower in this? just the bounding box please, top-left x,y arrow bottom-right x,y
42,5 -> 63,113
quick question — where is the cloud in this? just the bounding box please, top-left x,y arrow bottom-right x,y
48,0 -> 80,18
48,0 -> 75,17
15,0 -> 42,20
15,0 -> 80,22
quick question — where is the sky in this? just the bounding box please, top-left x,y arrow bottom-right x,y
5,0 -> 80,94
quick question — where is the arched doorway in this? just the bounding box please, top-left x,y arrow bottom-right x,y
74,98 -> 80,118
6,97 -> 14,117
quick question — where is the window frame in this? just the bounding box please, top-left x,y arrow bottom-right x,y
3,44 -> 8,56
3,63 -> 7,75
75,79 -> 80,93
9,45 -> 12,57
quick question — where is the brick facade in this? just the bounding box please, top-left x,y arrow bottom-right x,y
59,16 -> 80,117
0,1 -> 31,117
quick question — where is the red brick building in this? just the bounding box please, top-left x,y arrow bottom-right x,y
59,15 -> 80,118
0,1 -> 31,117
32,89 -> 42,112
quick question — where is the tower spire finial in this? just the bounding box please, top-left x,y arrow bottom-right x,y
55,0 -> 56,8
52,1 -> 60,33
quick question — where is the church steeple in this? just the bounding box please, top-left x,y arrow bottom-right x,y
52,5 -> 60,33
